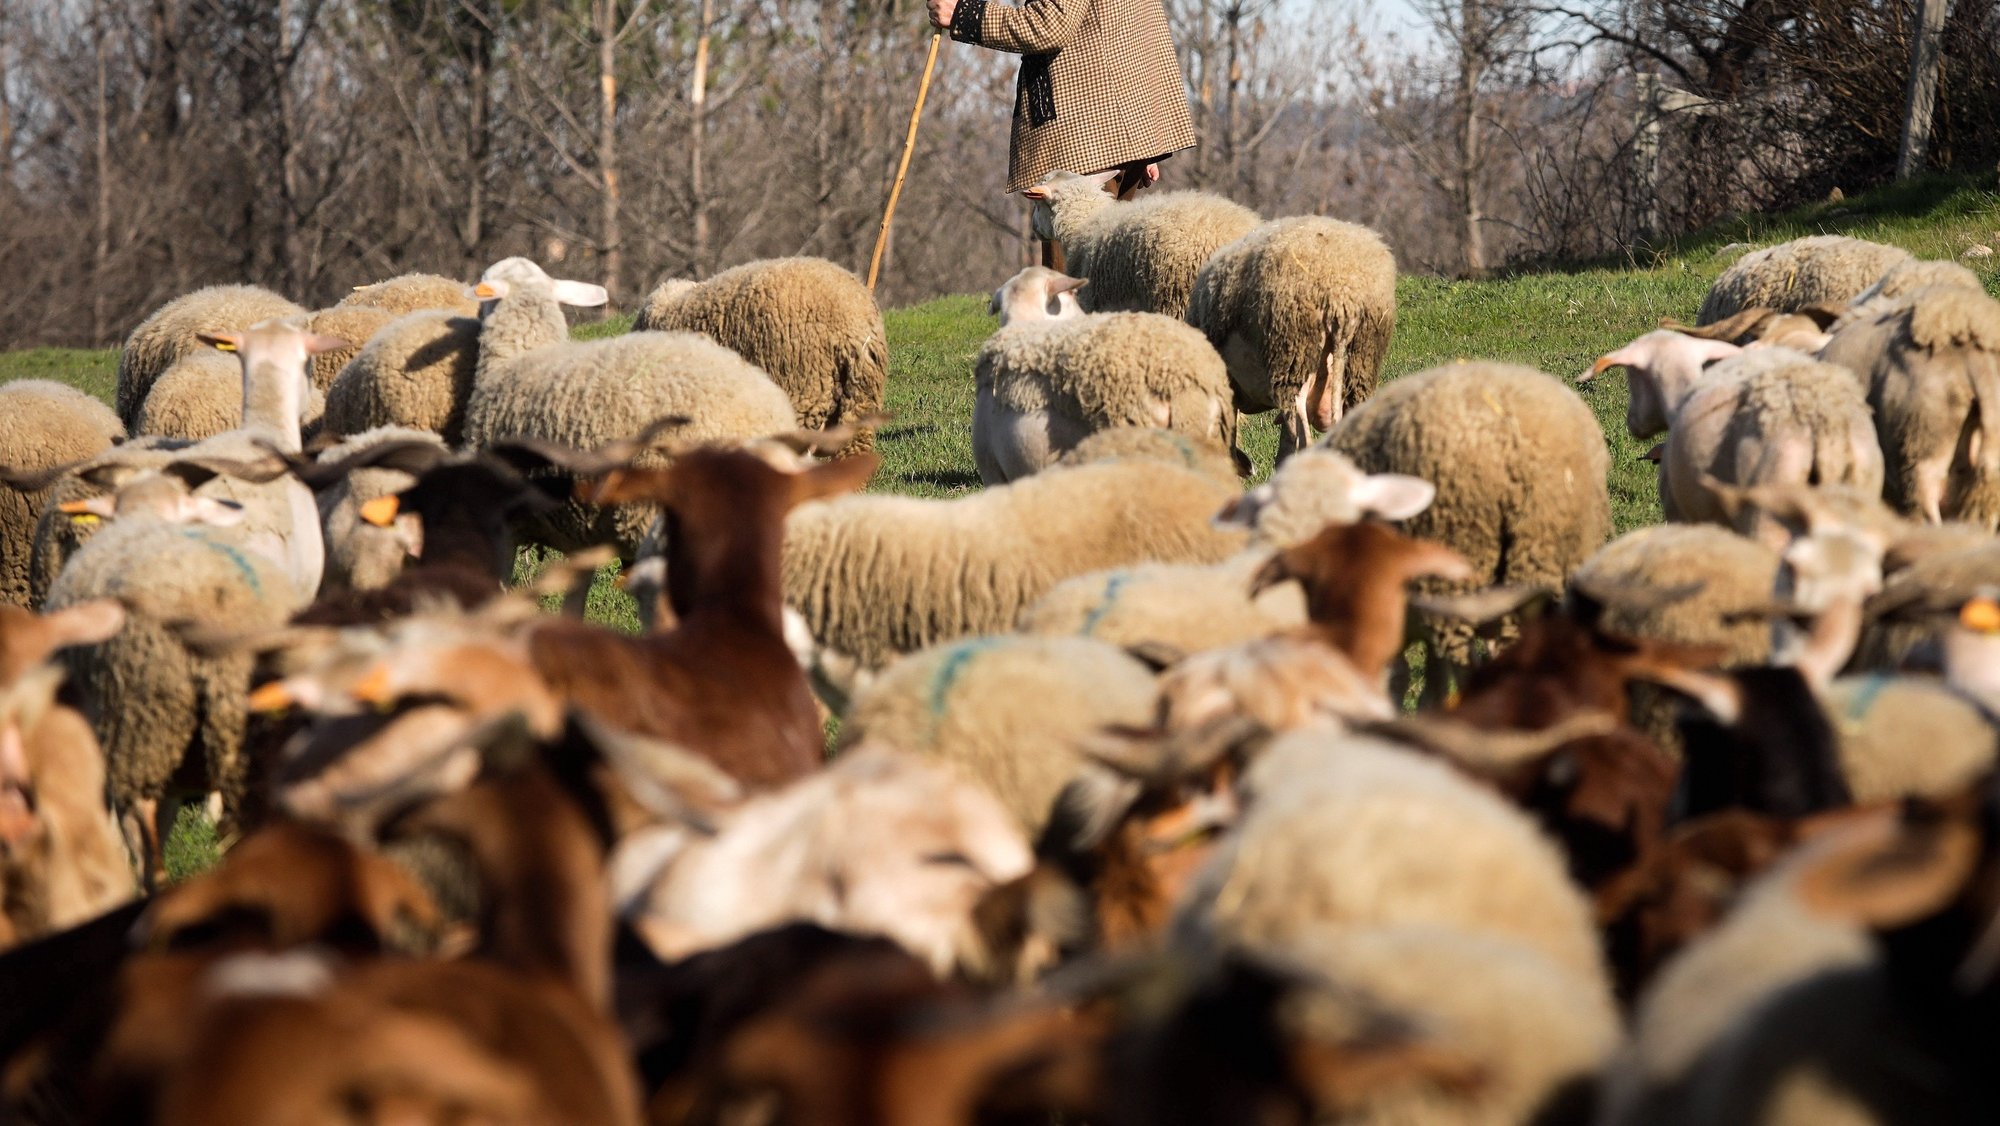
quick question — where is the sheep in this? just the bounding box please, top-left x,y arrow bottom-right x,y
1819,285 -> 2000,526
337,271 -> 479,317
1187,216 -> 1399,462
784,455 -> 1246,678
320,310 -> 483,444
972,287 -> 1239,484
1855,538 -> 2000,669
0,381 -> 124,607
302,304 -> 399,391
461,257 -> 798,555
631,257 -> 887,455
1022,170 -> 1261,319
986,264 -> 1088,327
622,745 -> 1033,978
1326,362 -> 1612,695
1696,235 -> 1911,325
1019,447 -> 1437,657
132,349 -> 251,441
23,437 -> 197,607
1055,424 -> 1247,485
0,600 -> 136,948
1835,256 -> 1986,327
1820,674 -> 1997,801
309,426 -> 451,593
44,514 -> 300,884
1180,730 -> 1612,988
836,635 -> 1160,833
1572,523 -> 1783,667
1585,335 -> 1884,537
115,284 -> 306,431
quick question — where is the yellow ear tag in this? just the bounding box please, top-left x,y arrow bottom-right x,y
212,341 -> 236,352
1961,598 -> 2000,635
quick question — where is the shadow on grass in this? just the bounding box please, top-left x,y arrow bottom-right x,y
899,468 -> 980,491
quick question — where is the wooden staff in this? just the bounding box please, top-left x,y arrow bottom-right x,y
867,31 -> 944,293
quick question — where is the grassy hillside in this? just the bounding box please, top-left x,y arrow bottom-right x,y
7,171 -> 1999,593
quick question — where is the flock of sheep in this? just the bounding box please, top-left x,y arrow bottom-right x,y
0,161 -> 1997,1124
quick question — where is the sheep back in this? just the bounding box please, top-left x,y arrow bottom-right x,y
1188,216 -> 1398,419
1069,190 -> 1261,319
45,521 -> 298,816
322,311 -> 482,444
784,459 -> 1246,670
115,285 -> 304,429
132,350 -> 243,442
1019,550 -> 1304,656
978,313 -> 1236,465
838,635 -> 1159,832
1183,732 -> 1609,987
336,273 -> 479,318
464,331 -> 797,554
1697,236 -> 1911,325
305,304 -> 400,391
1822,675 -> 1998,802
632,258 -> 886,454
0,381 -> 124,607
1057,426 -> 1243,488
1327,362 -> 1612,664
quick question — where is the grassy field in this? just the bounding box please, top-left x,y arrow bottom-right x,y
6,172 -> 1998,878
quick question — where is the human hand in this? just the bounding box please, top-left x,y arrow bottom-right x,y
928,0 -> 957,29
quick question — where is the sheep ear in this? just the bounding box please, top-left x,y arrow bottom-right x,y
550,280 -> 610,308
39,599 -> 125,650
1021,186 -> 1051,201
1679,335 -> 1743,368
1085,170 -> 1121,190
197,331 -> 243,353
190,496 -> 247,528
1582,347 -> 1635,383
1350,473 -> 1435,521
1639,442 -> 1665,465
792,453 -> 879,504
58,496 -> 116,520
302,334 -> 351,356
1045,274 -> 1089,300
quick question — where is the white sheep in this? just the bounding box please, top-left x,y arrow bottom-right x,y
1022,171 -> 1261,319
972,268 -> 1239,485
0,381 -> 125,607
1187,216 -> 1399,462
1697,235 -> 1912,325
115,284 -> 306,430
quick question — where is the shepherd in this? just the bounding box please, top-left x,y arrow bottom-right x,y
927,0 -> 1198,257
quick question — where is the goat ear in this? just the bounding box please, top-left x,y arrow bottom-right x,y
39,599 -> 125,651
549,280 -> 610,308
1793,808 -> 1980,929
1350,473 -> 1435,521
792,453 -> 879,504
1248,551 -> 1298,598
197,331 -> 243,353
1403,541 -> 1475,583
590,467 -> 676,505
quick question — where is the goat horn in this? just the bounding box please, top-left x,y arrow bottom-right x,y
1661,307 -> 1776,343
286,438 -> 453,490
1569,575 -> 1706,614
1377,709 -> 1621,767
1411,584 -> 1555,624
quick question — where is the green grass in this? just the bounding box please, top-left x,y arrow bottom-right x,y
5,171 -> 1997,872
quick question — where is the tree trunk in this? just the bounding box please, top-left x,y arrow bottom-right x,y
596,0 -> 623,306
277,0 -> 303,294
814,2 -> 838,255
92,0 -> 112,344
1223,2 -> 1243,193
1457,0 -> 1487,279
1896,0 -> 1951,180
463,34 -> 490,273
689,0 -> 713,279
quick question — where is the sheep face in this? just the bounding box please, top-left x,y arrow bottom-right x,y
1585,330 -> 1741,439
198,316 -> 350,432
989,267 -> 1089,327
473,257 -> 608,315
1020,170 -> 1119,242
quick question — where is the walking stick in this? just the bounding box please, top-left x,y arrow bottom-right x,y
867,31 -> 943,293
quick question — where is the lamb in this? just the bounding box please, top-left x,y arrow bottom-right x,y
0,600 -> 136,948
972,272 -> 1239,485
987,264 -> 1088,327
1186,216 -> 1399,461
461,257 -> 797,555
1326,362 -> 1612,695
784,454 -> 1246,679
1585,334 -> 1884,537
115,284 -> 306,431
0,381 -> 124,607
21,437 -> 197,607
1022,170 -> 1261,319
836,635 -> 1161,833
1020,447 -> 1437,658
1178,729 -> 1612,989
631,257 -> 887,455
1819,285 -> 2000,526
320,309 -> 483,444
1696,235 -> 1911,325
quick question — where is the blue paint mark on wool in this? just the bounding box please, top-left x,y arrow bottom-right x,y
925,637 -> 1005,730
1844,672 -> 1892,721
179,529 -> 263,596
1079,573 -> 1130,637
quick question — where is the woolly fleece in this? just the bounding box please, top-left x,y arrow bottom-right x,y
322,311 -> 483,444
0,381 -> 124,607
115,285 -> 305,429
1697,236 -> 1911,325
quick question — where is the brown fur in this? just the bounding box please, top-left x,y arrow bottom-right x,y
529,450 -> 876,789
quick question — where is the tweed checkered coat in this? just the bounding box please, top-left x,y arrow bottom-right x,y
949,0 -> 1199,193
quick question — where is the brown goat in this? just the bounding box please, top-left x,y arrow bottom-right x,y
527,448 -> 878,789
1253,521 -> 1474,684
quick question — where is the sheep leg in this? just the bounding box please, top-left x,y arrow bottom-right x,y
1278,394 -> 1314,465
1912,455 -> 1951,523
121,797 -> 167,892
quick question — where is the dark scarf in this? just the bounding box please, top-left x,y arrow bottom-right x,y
950,0 -> 1058,127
